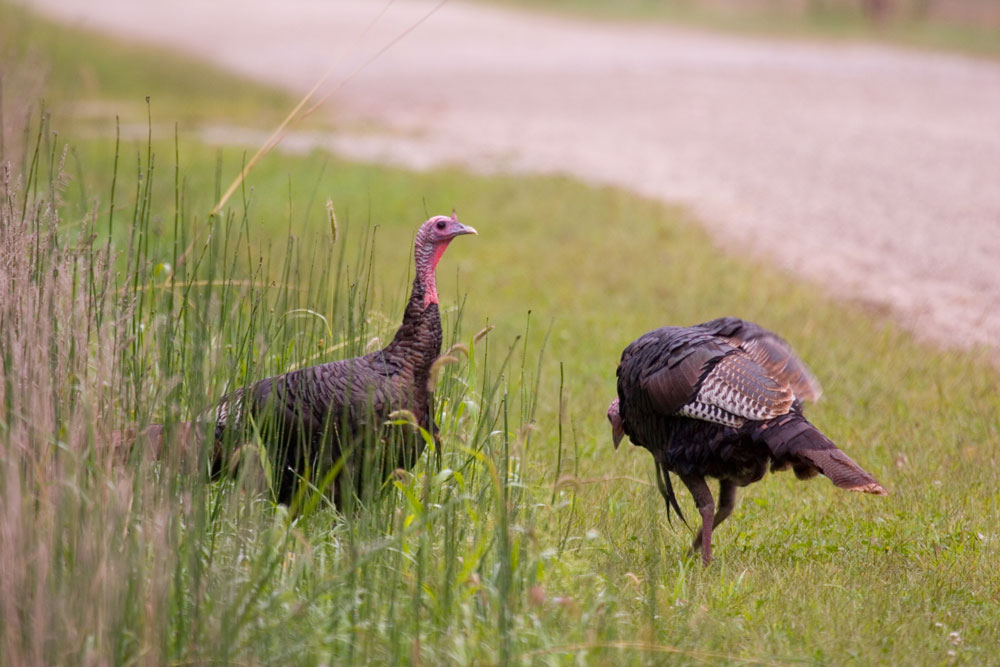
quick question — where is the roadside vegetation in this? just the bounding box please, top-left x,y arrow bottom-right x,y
489,0 -> 1000,58
2,6 -> 998,664
0,2 -> 293,130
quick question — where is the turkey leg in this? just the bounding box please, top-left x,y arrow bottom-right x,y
691,480 -> 737,555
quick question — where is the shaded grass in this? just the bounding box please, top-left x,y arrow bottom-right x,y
3,5 -> 999,664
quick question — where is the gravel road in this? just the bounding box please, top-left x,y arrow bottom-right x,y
29,0 -> 1000,351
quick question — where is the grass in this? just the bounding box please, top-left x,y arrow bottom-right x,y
3,5 -> 1000,665
484,0 -> 1000,58
0,1 -> 296,158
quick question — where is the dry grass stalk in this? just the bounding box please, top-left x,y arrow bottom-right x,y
209,0 -> 450,218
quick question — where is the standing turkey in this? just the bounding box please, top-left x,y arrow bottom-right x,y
129,213 -> 476,506
608,317 -> 886,564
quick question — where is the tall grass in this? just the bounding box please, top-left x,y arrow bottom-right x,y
0,113 -> 560,664
5,115 -> 999,663
4,110 -> 999,664
4,9 -> 1000,661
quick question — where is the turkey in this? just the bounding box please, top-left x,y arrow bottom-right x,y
126,213 -> 476,506
608,317 -> 886,564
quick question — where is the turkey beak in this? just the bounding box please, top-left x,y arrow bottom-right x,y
452,223 -> 477,237
612,423 -> 625,450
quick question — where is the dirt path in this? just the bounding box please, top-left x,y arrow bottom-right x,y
29,0 -> 1000,351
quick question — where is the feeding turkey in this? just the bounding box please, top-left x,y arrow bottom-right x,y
130,213 -> 476,507
609,317 -> 886,564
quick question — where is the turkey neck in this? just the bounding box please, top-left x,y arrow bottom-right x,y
381,237 -> 448,377
382,276 -> 443,372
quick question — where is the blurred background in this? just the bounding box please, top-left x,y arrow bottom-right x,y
7,0 -> 1000,351
2,0 -> 998,664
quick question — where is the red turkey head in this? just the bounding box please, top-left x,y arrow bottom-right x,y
607,398 -> 625,449
415,213 -> 477,306
423,212 -> 477,247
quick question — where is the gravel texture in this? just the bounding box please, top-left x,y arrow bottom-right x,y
30,0 -> 1000,351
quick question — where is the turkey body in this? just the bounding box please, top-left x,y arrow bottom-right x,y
129,214 -> 477,506
610,317 -> 886,563
212,290 -> 444,506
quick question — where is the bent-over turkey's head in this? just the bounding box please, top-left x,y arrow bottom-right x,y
607,398 -> 625,449
415,212 -> 477,307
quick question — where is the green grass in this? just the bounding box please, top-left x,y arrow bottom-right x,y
484,0 -> 1000,58
3,5 -> 1000,665
0,2 -> 295,133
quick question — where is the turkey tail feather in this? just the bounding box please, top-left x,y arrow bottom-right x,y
655,459 -> 689,526
756,414 -> 887,495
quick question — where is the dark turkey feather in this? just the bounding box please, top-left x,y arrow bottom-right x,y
609,318 -> 886,564
755,413 -> 884,493
694,316 -> 823,402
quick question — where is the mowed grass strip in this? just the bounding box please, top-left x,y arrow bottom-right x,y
3,6 -> 999,664
0,1 -> 294,131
